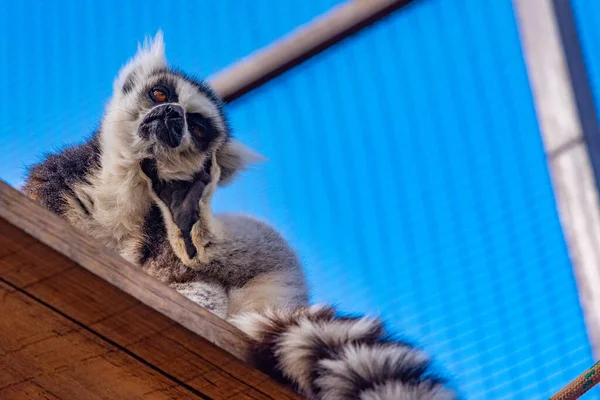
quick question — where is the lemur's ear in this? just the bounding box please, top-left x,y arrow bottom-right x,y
215,139 -> 265,185
114,30 -> 167,94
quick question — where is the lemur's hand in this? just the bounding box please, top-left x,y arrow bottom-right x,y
140,158 -> 211,259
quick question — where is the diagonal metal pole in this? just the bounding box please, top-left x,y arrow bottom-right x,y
209,0 -> 415,103
514,0 -> 600,358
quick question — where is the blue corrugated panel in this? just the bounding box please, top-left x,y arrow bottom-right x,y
0,0 -> 342,185
573,1 -> 600,128
220,1 -> 596,398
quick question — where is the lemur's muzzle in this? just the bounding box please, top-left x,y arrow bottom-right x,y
140,103 -> 185,148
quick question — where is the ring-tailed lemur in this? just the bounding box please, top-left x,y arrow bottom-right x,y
22,32 -> 455,399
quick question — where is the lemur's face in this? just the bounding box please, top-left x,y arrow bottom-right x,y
132,70 -> 227,155
101,31 -> 259,183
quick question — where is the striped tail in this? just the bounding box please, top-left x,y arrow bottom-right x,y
230,305 -> 456,400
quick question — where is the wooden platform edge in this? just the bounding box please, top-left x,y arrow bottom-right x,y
0,179 -> 250,360
0,179 -> 302,399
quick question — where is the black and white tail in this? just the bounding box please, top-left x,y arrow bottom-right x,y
230,305 -> 456,400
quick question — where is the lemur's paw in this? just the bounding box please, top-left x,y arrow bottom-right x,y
140,158 -> 211,258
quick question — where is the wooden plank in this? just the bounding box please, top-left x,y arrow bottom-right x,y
513,0 -> 600,355
210,0 -> 414,102
0,180 -> 248,359
0,180 -> 302,399
0,281 -> 199,400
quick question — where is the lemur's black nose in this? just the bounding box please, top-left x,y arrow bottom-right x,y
160,104 -> 185,148
164,104 -> 184,119
140,103 -> 186,148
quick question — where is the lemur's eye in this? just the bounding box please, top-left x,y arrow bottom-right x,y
187,113 -> 217,144
189,122 -> 206,138
149,86 -> 168,103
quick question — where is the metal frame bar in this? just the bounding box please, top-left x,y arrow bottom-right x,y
514,0 -> 600,356
209,0 -> 414,102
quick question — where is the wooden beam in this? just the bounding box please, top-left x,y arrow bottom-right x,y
210,0 -> 414,102
0,281 -> 201,400
0,180 -> 301,399
513,0 -> 600,356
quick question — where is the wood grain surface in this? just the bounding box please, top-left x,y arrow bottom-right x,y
0,180 -> 302,399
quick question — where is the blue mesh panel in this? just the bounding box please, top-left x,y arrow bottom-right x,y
573,1 -> 600,127
219,1 -> 595,398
